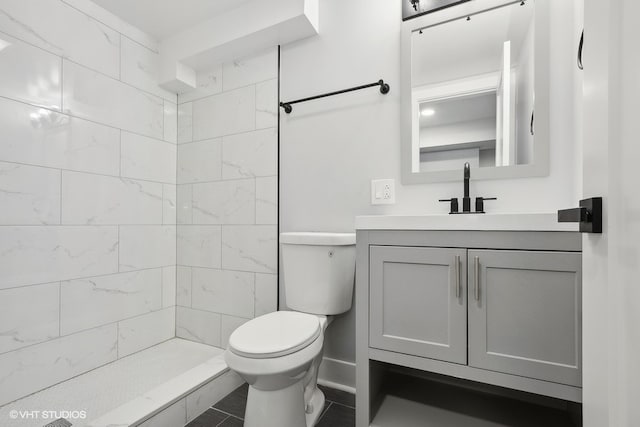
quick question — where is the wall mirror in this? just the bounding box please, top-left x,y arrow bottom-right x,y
401,0 -> 552,184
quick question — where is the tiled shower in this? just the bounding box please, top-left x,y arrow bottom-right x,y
0,0 -> 277,410
175,48 -> 279,349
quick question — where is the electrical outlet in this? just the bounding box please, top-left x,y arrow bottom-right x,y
371,179 -> 396,205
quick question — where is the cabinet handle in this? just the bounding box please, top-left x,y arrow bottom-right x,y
474,256 -> 480,301
454,255 -> 460,298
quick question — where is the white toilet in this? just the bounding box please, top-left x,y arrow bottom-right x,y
224,232 -> 356,427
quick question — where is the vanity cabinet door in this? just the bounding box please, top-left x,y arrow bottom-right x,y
369,246 -> 467,364
467,250 -> 582,386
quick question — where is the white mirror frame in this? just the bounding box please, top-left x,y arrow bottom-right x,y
401,0 -> 551,184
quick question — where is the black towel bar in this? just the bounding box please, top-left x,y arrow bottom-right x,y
279,79 -> 390,114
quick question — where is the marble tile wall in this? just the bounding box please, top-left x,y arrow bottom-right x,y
0,0 -> 177,406
176,47 -> 279,348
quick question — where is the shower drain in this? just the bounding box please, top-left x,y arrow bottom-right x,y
42,419 -> 72,427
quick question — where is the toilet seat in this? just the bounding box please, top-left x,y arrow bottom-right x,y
229,311 -> 321,359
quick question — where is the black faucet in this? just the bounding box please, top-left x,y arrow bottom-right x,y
439,163 -> 497,214
463,162 -> 471,212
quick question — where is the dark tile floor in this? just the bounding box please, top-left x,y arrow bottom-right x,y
187,383 -> 355,427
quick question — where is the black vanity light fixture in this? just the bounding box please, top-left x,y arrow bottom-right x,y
279,79 -> 390,114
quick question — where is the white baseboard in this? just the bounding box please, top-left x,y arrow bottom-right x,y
318,357 -> 356,394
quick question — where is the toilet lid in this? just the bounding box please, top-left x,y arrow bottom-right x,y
228,311 -> 321,359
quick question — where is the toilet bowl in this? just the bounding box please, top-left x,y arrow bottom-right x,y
226,312 -> 331,427
224,232 -> 356,427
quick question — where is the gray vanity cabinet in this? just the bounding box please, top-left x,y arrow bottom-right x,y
467,250 -> 582,386
356,230 -> 583,427
369,246 -> 468,364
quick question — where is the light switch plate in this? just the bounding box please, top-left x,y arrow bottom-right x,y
371,179 -> 395,205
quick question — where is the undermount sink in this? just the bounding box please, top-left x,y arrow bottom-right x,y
355,213 -> 579,232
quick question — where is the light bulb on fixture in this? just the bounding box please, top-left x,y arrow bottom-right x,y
421,108 -> 435,117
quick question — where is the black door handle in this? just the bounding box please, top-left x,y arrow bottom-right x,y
578,29 -> 584,70
558,207 -> 590,223
530,109 -> 534,136
558,197 -> 602,233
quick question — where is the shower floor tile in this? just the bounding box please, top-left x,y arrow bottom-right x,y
0,339 -> 226,427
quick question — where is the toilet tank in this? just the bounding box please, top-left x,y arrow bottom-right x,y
281,232 -> 356,315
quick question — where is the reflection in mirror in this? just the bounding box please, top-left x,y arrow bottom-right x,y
410,1 -> 534,173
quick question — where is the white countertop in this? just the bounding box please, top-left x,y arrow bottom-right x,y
355,213 -> 579,232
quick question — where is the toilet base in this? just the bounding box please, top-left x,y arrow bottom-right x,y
305,386 -> 326,426
226,314 -> 334,427
244,380 -> 326,427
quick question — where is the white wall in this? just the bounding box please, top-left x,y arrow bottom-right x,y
175,48 -> 279,349
0,0 -> 177,405
280,0 -> 581,365
581,0 -> 640,425
610,0 -> 640,421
